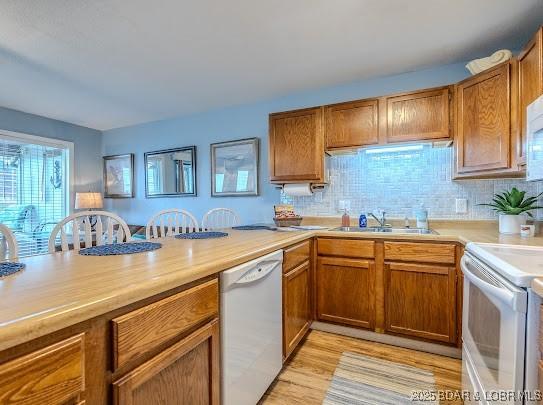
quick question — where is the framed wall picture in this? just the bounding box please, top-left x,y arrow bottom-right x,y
211,138 -> 259,197
103,153 -> 135,198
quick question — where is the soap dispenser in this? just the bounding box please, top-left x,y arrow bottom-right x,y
341,209 -> 350,227
415,204 -> 428,229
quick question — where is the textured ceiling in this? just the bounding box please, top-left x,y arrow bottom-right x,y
0,0 -> 542,130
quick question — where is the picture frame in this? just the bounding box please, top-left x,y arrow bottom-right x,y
144,146 -> 197,198
103,153 -> 135,198
211,138 -> 259,197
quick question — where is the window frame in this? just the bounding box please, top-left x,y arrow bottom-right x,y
0,129 -> 75,216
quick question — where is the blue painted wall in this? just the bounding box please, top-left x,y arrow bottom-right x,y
0,106 -> 103,193
102,61 -> 471,225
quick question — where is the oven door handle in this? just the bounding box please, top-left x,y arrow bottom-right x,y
461,255 -> 525,312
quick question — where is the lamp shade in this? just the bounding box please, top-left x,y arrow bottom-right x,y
75,192 -> 103,209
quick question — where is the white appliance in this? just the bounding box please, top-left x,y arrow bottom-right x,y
526,94 -> 543,181
220,250 -> 283,405
462,243 -> 543,404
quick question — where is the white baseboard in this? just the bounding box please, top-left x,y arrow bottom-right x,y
311,321 -> 461,359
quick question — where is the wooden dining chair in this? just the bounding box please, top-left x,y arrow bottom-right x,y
201,208 -> 240,230
0,224 -> 18,261
48,211 -> 131,253
145,209 -> 199,240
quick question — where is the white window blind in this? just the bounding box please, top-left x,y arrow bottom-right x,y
0,133 -> 70,257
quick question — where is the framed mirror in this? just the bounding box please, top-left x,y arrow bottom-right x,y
144,146 -> 197,197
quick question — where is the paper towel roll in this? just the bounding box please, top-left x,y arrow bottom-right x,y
283,183 -> 313,197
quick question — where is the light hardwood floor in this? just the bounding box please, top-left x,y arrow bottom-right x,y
260,330 -> 462,404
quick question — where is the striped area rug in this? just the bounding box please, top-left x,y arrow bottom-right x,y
323,352 -> 438,405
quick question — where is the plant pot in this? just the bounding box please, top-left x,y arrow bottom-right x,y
498,214 -> 526,234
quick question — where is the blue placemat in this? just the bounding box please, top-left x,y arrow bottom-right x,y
79,242 -> 162,256
0,262 -> 25,277
232,225 -> 275,231
175,231 -> 228,240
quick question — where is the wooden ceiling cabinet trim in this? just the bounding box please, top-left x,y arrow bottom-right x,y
324,99 -> 379,150
518,27 -> 543,166
385,86 -> 452,143
454,61 -> 514,177
269,107 -> 325,183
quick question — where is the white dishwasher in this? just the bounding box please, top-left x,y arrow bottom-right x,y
220,250 -> 283,405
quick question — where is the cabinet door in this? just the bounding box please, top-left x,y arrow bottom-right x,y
325,99 -> 379,149
113,319 -> 219,405
384,262 -> 456,343
518,27 -> 543,166
317,256 -> 375,329
283,261 -> 311,359
385,86 -> 451,143
455,62 -> 511,175
269,107 -> 324,182
0,334 -> 85,405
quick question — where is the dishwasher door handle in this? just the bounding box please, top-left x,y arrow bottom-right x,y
234,261 -> 281,285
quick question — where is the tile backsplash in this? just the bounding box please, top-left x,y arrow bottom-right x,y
281,145 -> 543,220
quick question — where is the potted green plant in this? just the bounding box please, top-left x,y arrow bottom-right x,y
480,187 -> 543,234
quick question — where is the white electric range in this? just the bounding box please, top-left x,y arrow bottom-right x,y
462,242 -> 543,404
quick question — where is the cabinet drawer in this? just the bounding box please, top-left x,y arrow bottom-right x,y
0,334 -> 85,404
112,278 -> 218,370
283,240 -> 311,273
317,238 -> 374,258
384,242 -> 455,264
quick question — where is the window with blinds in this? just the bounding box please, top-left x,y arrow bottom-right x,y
0,132 -> 71,257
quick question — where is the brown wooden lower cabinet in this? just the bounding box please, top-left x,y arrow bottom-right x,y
0,334 -> 85,405
113,318 -> 220,405
384,262 -> 457,343
317,256 -> 375,329
283,260 -> 311,359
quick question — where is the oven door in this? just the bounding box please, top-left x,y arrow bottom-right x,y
461,253 -> 527,404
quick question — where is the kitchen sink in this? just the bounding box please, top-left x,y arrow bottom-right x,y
330,226 -> 438,235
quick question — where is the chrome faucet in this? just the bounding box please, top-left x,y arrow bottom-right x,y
368,210 -> 388,228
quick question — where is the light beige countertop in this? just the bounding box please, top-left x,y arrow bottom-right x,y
306,216 -> 543,247
2,219 -> 543,352
0,230 -> 312,352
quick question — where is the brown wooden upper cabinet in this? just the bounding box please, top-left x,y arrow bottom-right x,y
385,86 -> 452,143
269,107 -> 325,183
454,61 -> 521,178
518,26 -> 543,166
325,99 -> 379,150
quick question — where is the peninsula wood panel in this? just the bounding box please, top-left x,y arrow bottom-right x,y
385,262 -> 457,343
112,279 -> 218,370
385,86 -> 451,142
325,99 -> 379,149
317,238 -> 374,259
317,256 -> 375,329
283,240 -> 311,273
0,334 -> 85,405
518,26 -> 543,166
455,62 -> 512,175
113,319 -> 220,405
269,107 -> 325,183
283,261 -> 311,359
384,241 -> 455,264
